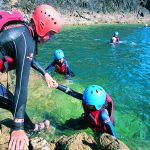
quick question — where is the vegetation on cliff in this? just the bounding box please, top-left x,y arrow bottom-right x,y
1,0 -> 150,24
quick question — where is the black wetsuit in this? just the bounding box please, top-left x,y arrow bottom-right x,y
0,25 -> 46,129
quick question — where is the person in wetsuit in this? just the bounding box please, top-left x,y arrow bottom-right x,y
45,49 -> 75,77
110,31 -> 119,44
0,4 -> 62,150
57,84 -> 118,139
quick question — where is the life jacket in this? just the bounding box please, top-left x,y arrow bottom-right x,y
82,93 -> 114,133
0,10 -> 24,32
0,10 -> 24,73
0,55 -> 15,73
111,36 -> 119,43
115,36 -> 119,42
55,62 -> 67,73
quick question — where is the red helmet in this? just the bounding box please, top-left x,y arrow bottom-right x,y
32,4 -> 62,37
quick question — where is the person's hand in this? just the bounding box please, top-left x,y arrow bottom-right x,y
44,73 -> 58,88
9,130 -> 29,150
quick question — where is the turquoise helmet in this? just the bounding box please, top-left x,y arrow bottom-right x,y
54,49 -> 64,60
114,31 -> 119,36
82,85 -> 106,110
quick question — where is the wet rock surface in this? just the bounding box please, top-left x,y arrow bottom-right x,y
0,119 -> 130,150
0,119 -> 50,150
49,132 -> 98,150
99,133 -> 130,150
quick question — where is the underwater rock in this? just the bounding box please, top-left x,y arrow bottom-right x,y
99,133 -> 130,150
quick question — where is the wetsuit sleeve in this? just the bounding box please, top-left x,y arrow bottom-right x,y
99,109 -> 118,139
64,60 -> 75,77
57,84 -> 83,100
45,61 -> 55,71
31,58 -> 46,76
0,26 -> 37,130
11,29 -> 35,130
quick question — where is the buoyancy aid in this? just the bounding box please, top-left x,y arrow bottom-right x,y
115,36 -> 119,42
111,36 -> 119,43
0,55 -> 15,73
55,63 -> 67,73
0,10 -> 27,73
82,93 -> 114,132
0,10 -> 24,32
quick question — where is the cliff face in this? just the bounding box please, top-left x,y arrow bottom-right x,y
1,0 -> 150,16
0,0 -> 150,24
56,0 -> 149,15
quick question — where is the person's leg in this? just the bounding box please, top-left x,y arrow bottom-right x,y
0,83 -> 49,131
0,83 -> 35,129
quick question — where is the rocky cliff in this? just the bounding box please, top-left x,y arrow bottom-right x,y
1,0 -> 150,24
2,0 -> 150,15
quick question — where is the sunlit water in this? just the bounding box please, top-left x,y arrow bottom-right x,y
1,24 -> 150,149
36,24 -> 150,149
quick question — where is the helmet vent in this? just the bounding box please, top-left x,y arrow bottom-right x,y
54,22 -> 57,24
91,91 -> 93,94
40,22 -> 44,29
32,4 -> 62,36
96,90 -> 98,93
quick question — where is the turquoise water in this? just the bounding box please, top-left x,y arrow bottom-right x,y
28,24 -> 150,149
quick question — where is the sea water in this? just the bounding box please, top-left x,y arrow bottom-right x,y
1,24 -> 149,149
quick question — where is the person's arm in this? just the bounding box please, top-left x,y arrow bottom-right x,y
31,58 -> 47,76
64,60 -> 75,77
66,67 -> 75,77
100,109 -> 118,139
8,32 -> 34,150
31,58 -> 57,88
57,84 -> 83,100
45,61 -> 55,71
